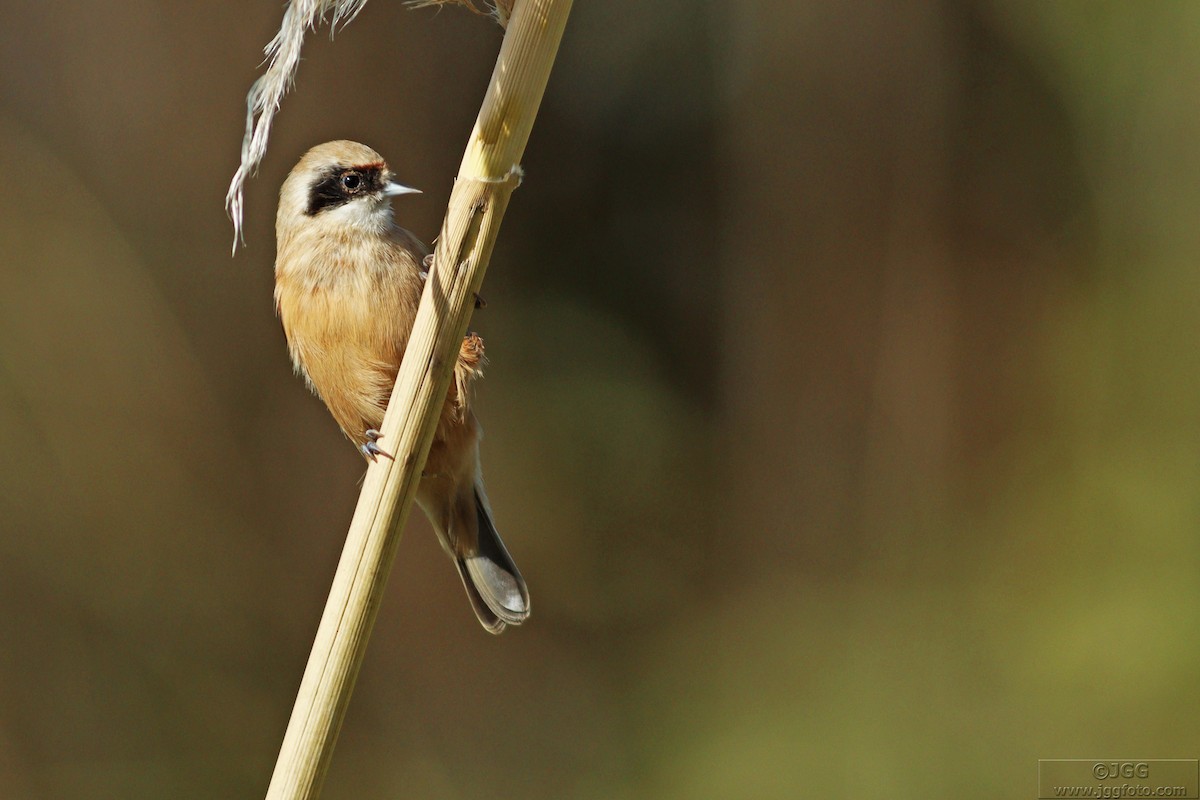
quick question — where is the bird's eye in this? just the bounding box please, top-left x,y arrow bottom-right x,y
340,171 -> 363,192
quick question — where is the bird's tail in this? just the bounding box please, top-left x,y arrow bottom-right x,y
452,486 -> 530,634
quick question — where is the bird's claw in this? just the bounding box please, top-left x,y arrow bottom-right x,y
361,429 -> 394,462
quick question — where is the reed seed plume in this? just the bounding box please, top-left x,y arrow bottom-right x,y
407,0 -> 512,27
225,0 -> 369,252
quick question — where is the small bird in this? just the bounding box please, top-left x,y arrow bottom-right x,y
274,140 -> 529,633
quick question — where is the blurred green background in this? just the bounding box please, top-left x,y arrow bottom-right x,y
1,1 -> 1198,797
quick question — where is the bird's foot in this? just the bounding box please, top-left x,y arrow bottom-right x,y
459,332 -> 485,369
360,429 -> 394,462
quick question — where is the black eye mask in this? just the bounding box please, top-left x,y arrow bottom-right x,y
306,164 -> 386,216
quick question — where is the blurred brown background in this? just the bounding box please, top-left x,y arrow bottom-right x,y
1,1 -> 1198,797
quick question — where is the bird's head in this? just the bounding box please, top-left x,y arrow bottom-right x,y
277,140 -> 420,238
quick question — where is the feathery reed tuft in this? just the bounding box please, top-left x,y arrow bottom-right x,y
407,0 -> 513,28
225,0 -> 369,251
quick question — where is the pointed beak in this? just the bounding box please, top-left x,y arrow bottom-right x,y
383,181 -> 421,197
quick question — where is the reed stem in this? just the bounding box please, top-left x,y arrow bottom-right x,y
263,1 -> 572,797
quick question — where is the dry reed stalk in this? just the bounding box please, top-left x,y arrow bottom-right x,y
256,1 -> 573,798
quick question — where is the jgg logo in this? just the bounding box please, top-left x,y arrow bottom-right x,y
1093,762 -> 1151,780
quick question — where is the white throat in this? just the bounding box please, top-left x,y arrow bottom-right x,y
323,198 -> 396,235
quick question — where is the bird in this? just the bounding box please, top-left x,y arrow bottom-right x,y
273,140 -> 529,633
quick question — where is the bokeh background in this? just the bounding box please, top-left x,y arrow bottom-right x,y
1,1 -> 1198,797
